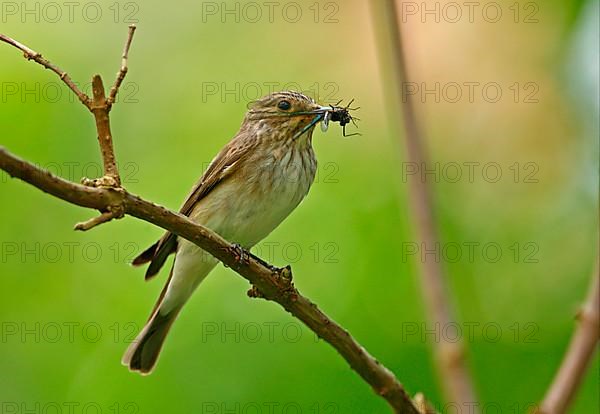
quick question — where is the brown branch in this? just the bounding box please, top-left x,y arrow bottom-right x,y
537,259 -> 599,414
0,27 -> 423,414
108,24 -> 137,106
0,146 -> 420,414
74,208 -> 124,231
0,34 -> 91,109
90,74 -> 120,186
370,0 -> 479,409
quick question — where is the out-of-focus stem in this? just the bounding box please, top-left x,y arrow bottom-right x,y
538,258 -> 599,414
370,0 -> 479,409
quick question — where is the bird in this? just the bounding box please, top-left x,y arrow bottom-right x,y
122,90 -> 334,374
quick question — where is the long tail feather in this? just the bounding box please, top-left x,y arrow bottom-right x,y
122,306 -> 181,375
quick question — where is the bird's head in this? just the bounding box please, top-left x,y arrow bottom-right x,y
244,91 -> 330,142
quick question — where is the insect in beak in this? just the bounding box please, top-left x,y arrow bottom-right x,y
314,100 -> 361,137
288,100 -> 361,140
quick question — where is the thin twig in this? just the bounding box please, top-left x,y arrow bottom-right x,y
108,24 -> 137,106
90,74 -> 121,185
74,207 -> 124,231
370,0 -> 479,409
537,259 -> 599,414
0,146 -> 420,414
0,34 -> 91,109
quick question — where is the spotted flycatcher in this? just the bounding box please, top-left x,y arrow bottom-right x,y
123,91 -> 340,374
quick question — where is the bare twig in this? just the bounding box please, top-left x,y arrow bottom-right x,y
108,24 -> 137,106
537,259 -> 599,414
0,28 -> 422,414
370,0 -> 479,409
0,34 -> 91,109
74,207 -> 124,231
90,74 -> 120,185
0,30 -> 124,188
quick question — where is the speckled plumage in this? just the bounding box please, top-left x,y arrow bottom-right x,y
123,91 -> 323,374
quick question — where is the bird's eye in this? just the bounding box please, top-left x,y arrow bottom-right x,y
277,100 -> 291,111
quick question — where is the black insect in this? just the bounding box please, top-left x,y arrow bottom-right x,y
323,99 -> 361,137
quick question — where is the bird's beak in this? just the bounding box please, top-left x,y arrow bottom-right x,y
310,105 -> 332,115
290,105 -> 330,140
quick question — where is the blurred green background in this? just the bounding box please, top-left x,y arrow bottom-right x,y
0,0 -> 598,413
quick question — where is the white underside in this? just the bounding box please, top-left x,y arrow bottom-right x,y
160,141 -> 316,313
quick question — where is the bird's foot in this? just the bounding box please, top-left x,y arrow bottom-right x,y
228,243 -> 249,266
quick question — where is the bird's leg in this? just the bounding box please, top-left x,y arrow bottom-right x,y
227,245 -> 294,299
228,243 -> 283,275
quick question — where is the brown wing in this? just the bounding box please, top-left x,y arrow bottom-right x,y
132,137 -> 252,280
